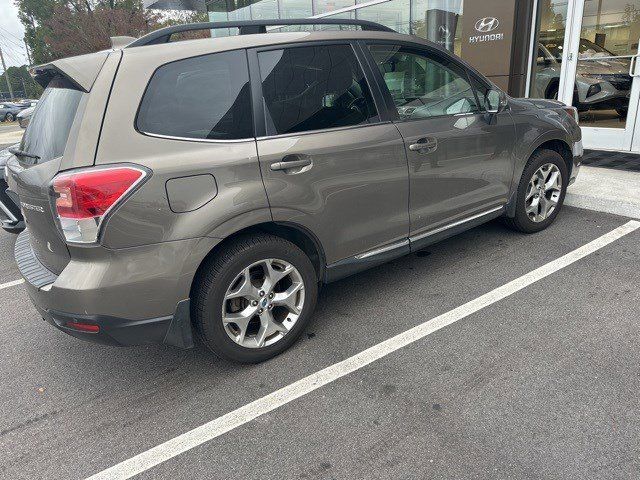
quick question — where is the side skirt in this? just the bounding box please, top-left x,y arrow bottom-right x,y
324,206 -> 505,283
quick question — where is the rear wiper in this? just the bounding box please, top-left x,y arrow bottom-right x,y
8,147 -> 40,160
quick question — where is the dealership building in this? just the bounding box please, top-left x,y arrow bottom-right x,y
144,0 -> 640,153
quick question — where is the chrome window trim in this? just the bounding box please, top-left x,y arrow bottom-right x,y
256,121 -> 392,141
410,206 -> 505,243
138,131 -> 255,144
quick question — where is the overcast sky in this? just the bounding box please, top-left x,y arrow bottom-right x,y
0,0 -> 29,68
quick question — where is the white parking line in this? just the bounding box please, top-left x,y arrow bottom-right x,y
0,278 -> 24,290
87,220 -> 640,480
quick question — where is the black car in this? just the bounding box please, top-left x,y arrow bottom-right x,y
0,145 -> 24,232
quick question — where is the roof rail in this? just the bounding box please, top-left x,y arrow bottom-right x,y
126,19 -> 395,48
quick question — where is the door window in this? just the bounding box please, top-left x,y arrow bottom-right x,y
137,50 -> 253,141
258,44 -> 379,135
368,44 -> 480,120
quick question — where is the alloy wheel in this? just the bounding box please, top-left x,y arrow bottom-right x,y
525,163 -> 562,223
222,258 -> 305,349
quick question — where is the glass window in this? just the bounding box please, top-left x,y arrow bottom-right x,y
410,0 -> 463,55
258,44 -> 378,135
21,76 -> 84,163
369,44 -> 479,119
528,0 -> 568,100
137,50 -> 253,141
354,0 -> 410,34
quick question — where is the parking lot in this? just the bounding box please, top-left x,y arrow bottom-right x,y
0,122 -> 23,149
0,205 -> 637,479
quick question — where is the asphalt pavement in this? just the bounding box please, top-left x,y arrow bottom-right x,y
0,205 -> 638,479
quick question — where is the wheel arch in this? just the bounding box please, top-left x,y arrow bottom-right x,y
506,136 -> 573,217
189,221 -> 326,300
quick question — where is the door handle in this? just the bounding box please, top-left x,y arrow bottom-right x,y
270,155 -> 312,172
408,137 -> 438,154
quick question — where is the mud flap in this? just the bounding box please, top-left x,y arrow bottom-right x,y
163,299 -> 194,349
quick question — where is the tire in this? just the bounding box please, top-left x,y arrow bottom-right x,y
192,233 -> 318,363
4,113 -> 14,122
546,83 -> 559,100
504,149 -> 568,233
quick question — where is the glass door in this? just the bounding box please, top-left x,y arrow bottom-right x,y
560,0 -> 640,151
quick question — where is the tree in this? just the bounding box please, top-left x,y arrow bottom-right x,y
0,65 -> 43,99
15,0 -> 208,63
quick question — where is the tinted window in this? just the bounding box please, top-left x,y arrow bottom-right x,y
369,45 -> 480,120
21,76 -> 83,163
258,44 -> 378,135
137,50 -> 253,140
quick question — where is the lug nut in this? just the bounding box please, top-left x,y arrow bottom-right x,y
269,293 -> 274,299
259,290 -> 265,297
258,308 -> 264,314
252,300 -> 258,306
268,304 -> 273,310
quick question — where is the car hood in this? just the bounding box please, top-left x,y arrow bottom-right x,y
577,55 -> 630,75
515,98 -> 565,110
17,106 -> 35,118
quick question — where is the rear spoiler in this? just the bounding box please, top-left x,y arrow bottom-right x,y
30,50 -> 111,92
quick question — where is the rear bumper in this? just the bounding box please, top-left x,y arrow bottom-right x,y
38,306 -> 174,346
15,230 -> 219,348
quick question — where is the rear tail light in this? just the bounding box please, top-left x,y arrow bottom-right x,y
51,166 -> 147,244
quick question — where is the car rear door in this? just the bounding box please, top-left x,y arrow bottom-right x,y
364,42 -> 515,244
251,42 -> 410,277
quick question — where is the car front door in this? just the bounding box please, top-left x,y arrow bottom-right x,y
252,42 -> 410,278
365,43 -> 515,244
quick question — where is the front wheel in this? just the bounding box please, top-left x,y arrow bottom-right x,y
504,149 -> 568,233
192,234 -> 318,363
4,113 -> 14,122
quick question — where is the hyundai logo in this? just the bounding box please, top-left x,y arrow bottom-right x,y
475,17 -> 499,33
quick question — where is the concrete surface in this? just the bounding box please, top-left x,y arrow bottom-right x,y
566,166 -> 640,220
0,206 -> 638,479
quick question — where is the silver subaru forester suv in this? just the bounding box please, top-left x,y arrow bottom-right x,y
8,19 -> 582,363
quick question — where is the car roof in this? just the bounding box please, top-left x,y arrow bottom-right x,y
121,29 -> 433,62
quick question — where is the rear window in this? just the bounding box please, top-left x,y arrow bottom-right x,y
20,76 -> 83,163
136,50 -> 253,141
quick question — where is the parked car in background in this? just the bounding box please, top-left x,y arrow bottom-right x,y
534,34 -> 631,117
0,145 -> 23,233
7,19 -> 582,363
17,100 -> 38,108
0,103 -> 24,122
17,106 -> 35,129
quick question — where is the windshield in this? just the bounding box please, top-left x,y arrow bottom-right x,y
539,36 -> 614,61
579,38 -> 614,57
20,76 -> 84,163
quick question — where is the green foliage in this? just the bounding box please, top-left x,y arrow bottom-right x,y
0,65 -> 43,99
14,0 -> 177,63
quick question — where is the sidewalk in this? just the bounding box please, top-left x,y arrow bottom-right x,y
566,165 -> 640,220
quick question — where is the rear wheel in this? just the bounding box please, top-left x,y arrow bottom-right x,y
4,113 -> 14,122
192,234 -> 318,363
504,149 -> 568,233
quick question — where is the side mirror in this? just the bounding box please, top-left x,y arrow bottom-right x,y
484,89 -> 507,114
